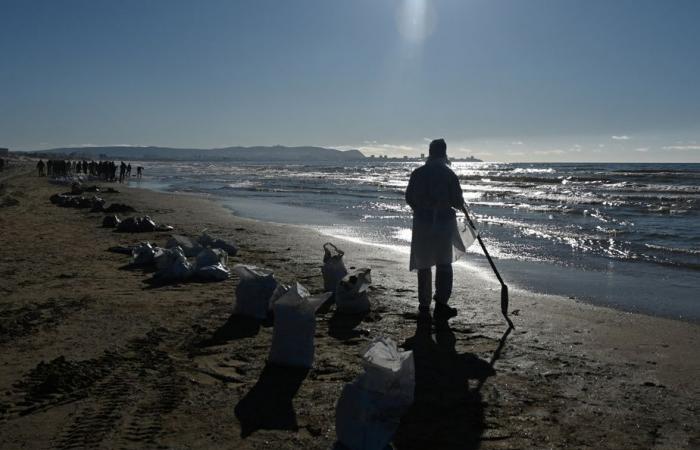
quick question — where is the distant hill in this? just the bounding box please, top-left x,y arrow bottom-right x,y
29,145 -> 366,161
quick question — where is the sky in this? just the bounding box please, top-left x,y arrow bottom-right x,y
1,0 -> 699,162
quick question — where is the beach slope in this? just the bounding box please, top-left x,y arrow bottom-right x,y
0,169 -> 698,449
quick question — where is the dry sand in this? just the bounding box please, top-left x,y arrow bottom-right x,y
0,166 -> 698,449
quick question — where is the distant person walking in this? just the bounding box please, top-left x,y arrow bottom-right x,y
119,161 -> 126,183
36,159 -> 45,177
136,166 -> 143,179
405,139 -> 467,321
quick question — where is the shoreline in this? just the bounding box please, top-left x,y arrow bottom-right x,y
138,179 -> 700,324
1,169 -> 698,449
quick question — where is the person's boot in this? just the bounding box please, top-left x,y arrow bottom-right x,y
434,302 -> 458,320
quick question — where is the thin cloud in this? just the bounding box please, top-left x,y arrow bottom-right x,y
511,141 -> 524,145
611,135 -> 631,140
533,149 -> 565,155
634,147 -> 649,152
662,145 -> 700,151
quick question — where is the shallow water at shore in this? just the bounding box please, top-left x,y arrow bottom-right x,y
135,161 -> 700,321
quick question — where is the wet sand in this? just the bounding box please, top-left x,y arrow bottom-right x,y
1,167 -> 698,449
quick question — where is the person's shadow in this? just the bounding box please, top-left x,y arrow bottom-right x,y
234,363 -> 309,438
393,318 -> 497,450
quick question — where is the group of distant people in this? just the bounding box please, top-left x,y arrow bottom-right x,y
36,159 -> 143,182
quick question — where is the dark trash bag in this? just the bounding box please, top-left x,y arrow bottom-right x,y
322,242 -> 347,293
166,234 -> 203,257
199,231 -> 238,256
116,216 -> 157,233
102,215 -> 121,228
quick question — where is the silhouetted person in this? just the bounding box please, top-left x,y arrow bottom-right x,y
405,139 -> 467,321
119,161 -> 126,183
136,166 -> 143,179
36,159 -> 45,176
126,163 -> 132,178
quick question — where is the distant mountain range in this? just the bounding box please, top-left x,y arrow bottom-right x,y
29,145 -> 366,161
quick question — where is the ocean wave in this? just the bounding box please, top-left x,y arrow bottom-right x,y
644,243 -> 700,255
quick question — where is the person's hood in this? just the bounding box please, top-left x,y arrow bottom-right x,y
425,156 -> 451,166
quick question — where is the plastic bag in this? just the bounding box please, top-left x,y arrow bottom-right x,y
102,215 -> 121,228
166,234 -> 203,257
232,265 -> 278,319
195,262 -> 231,281
268,283 -> 291,306
116,216 -> 157,233
455,217 -> 478,254
153,246 -> 193,280
268,283 -> 332,368
322,242 -> 347,293
335,337 -> 415,450
359,337 -> 415,401
195,248 -> 228,269
199,230 -> 238,256
335,268 -> 372,314
131,242 -> 157,266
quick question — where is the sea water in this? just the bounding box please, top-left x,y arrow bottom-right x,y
137,161 -> 700,322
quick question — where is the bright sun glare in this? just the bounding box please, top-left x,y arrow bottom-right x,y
397,0 -> 435,43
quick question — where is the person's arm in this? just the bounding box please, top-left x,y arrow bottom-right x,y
405,171 -> 416,210
449,172 -> 467,214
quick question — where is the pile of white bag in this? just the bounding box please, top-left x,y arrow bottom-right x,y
129,238 -> 231,282
335,337 -> 415,450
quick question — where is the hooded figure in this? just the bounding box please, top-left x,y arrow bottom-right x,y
405,139 -> 467,320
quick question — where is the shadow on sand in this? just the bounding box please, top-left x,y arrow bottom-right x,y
195,314 -> 263,347
328,310 -> 368,340
234,363 -> 309,438
393,318 -> 509,450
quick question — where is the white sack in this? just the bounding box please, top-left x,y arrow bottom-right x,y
268,283 -> 331,368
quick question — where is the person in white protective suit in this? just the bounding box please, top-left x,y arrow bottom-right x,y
405,139 -> 468,321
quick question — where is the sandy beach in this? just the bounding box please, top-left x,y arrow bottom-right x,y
1,166 -> 698,449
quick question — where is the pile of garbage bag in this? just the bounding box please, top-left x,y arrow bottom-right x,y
103,203 -> 135,213
50,193 -> 105,210
48,175 -> 86,185
102,215 -> 121,228
166,234 -> 203,257
126,240 -> 231,282
115,216 -> 173,233
198,230 -> 238,256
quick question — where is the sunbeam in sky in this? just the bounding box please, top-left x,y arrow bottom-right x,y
396,0 -> 435,44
